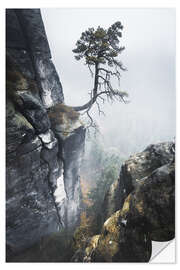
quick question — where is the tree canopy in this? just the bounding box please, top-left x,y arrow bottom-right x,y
71,21 -> 128,126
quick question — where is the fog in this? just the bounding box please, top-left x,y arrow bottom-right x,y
41,9 -> 176,261
41,8 -> 176,157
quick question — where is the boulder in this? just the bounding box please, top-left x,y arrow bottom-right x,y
103,142 -> 175,220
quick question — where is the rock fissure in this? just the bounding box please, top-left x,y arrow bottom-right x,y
6,8 -> 175,263
6,8 -> 85,258
73,142 -> 175,262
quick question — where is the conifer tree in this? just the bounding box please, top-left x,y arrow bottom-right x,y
71,21 -> 128,125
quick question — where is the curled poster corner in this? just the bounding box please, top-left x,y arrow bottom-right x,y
150,240 -> 175,263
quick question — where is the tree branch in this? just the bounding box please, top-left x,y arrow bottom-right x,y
71,91 -> 110,111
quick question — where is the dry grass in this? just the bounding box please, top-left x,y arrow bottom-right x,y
48,103 -> 79,126
95,234 -> 119,261
85,235 -> 100,257
103,210 -> 121,238
73,212 -> 94,250
121,194 -> 131,213
80,177 -> 93,207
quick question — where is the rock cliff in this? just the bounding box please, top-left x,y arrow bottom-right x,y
6,8 -> 85,259
72,142 -> 175,262
6,8 -> 175,263
103,142 -> 175,221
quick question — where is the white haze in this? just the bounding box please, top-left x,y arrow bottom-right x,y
41,8 -> 176,157
41,9 -> 176,261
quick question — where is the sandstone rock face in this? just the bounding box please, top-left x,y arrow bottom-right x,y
48,104 -> 86,228
6,9 -> 64,108
61,127 -> 85,228
6,72 -> 63,254
6,9 -> 85,259
72,143 -> 175,262
103,142 -> 175,221
6,147 -> 60,254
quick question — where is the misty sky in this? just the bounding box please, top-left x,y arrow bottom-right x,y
41,8 -> 176,155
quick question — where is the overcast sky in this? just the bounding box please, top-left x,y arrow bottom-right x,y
41,8 -> 176,154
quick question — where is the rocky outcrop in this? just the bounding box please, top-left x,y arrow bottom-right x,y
72,142 -> 175,262
48,104 -> 86,228
6,9 -> 85,259
6,9 -> 64,108
6,95 -> 61,255
103,142 -> 175,221
6,8 -> 175,263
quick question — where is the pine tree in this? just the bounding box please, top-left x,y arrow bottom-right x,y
71,21 -> 128,126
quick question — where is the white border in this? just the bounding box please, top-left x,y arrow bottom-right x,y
1,0 -> 179,269
0,0 -> 179,8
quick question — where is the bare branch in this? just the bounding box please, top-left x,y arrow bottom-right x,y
98,95 -> 105,104
96,99 -> 105,116
98,67 -> 120,79
71,90 -> 110,111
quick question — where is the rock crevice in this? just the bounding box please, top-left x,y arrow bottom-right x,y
72,142 -> 175,262
6,8 -> 85,258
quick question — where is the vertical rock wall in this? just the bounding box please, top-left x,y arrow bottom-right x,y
48,103 -> 86,228
6,8 -> 85,256
6,9 -> 64,108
